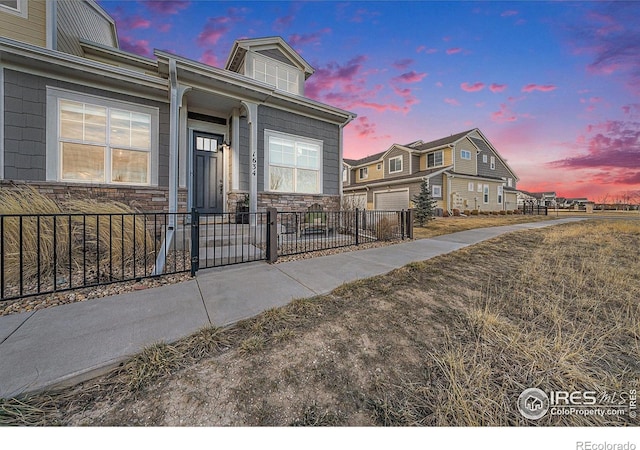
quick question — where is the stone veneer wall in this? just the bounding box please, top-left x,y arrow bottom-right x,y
0,181 -> 188,213
227,191 -> 340,213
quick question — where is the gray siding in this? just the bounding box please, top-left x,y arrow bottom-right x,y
472,137 -> 515,186
257,49 -> 296,67
57,0 -> 117,56
257,105 -> 340,195
238,117 -> 250,191
383,147 -> 411,178
3,69 -> 170,185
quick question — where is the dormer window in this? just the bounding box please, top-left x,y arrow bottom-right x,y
253,53 -> 300,95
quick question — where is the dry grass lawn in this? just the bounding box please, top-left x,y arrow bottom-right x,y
413,214 -> 554,239
1,219 -> 638,426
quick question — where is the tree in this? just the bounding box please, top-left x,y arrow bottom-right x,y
413,180 -> 437,226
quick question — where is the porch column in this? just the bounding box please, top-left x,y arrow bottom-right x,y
169,58 -> 191,225
241,101 -> 258,223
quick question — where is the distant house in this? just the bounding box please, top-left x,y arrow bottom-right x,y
527,192 -> 557,207
343,128 -> 519,212
0,0 -> 355,215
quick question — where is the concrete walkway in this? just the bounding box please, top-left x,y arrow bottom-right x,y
0,217 -> 586,399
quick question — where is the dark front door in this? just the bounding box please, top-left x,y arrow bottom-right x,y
193,131 -> 224,214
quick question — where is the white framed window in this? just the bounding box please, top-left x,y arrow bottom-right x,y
432,185 -> 442,198
468,182 -> 474,192
490,156 -> 496,170
482,154 -> 487,163
376,163 -> 382,170
389,156 -> 402,174
265,130 -> 322,194
359,167 -> 368,179
507,178 -> 513,187
46,88 -> 158,185
477,183 -> 483,193
253,53 -> 300,95
461,149 -> 471,160
342,165 -> 348,182
427,150 -> 443,168
0,0 -> 27,18
483,184 -> 489,203
497,185 -> 503,204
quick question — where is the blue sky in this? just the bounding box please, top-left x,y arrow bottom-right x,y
97,0 -> 640,200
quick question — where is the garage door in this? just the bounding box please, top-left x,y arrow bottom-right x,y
374,190 -> 409,210
344,193 -> 367,210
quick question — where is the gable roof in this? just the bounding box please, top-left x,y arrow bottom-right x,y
412,129 -> 475,151
225,36 -> 315,79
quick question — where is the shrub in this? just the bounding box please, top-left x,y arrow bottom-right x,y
375,216 -> 396,241
463,210 -> 470,216
453,209 -> 460,217
506,210 -> 513,215
471,210 -> 479,216
499,210 -> 506,215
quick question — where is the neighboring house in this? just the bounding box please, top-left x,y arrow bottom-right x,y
343,128 -> 519,212
528,192 -> 557,207
517,190 -> 538,207
0,0 -> 355,216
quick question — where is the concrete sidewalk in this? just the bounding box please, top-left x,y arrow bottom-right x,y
0,217 -> 586,399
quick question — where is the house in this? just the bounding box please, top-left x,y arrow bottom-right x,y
528,192 -> 557,207
0,0 -> 355,217
343,129 -> 519,212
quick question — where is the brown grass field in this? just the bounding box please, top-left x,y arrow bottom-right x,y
413,214 -> 554,239
1,219 -> 639,426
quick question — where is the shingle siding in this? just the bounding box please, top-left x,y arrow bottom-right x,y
56,0 -> 117,56
383,147 -> 411,178
472,137 -> 515,185
2,69 -> 170,185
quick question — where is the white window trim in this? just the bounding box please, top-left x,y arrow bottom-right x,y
427,150 -> 444,168
468,182 -> 474,192
252,52 -> 301,96
483,184 -> 489,203
264,129 -> 323,194
490,156 -> 496,170
477,183 -> 483,193
507,178 -> 513,187
0,0 -> 28,18
46,87 -> 159,186
342,165 -> 348,182
376,163 -> 382,170
482,154 -> 488,163
497,185 -> 503,204
359,167 -> 368,180
388,156 -> 403,174
461,149 -> 471,160
432,185 -> 442,198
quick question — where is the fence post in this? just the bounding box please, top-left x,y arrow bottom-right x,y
190,208 -> 199,276
355,208 -> 360,246
406,208 -> 414,239
266,207 -> 278,263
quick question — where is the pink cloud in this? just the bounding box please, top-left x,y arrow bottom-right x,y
461,82 -> 485,92
144,1 -> 190,15
489,83 -> 507,93
289,28 -> 332,47
393,59 -> 414,70
115,14 -> 151,30
501,10 -> 518,17
446,47 -> 462,55
550,119 -> 640,172
119,36 -> 152,57
393,71 -> 427,84
491,104 -> 517,123
200,49 -> 221,68
196,17 -> 232,46
416,46 -> 437,54
444,98 -> 460,106
521,84 -> 557,93
159,23 -> 172,32
352,116 -> 380,138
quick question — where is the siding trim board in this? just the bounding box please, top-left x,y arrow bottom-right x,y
0,65 -> 4,179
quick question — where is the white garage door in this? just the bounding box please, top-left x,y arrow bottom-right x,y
374,190 -> 409,210
344,193 -> 367,209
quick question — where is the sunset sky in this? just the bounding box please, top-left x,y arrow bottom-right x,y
97,0 -> 640,200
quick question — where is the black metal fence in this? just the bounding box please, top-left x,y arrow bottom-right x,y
519,203 -> 548,215
0,212 -> 192,302
276,209 -> 412,257
1,208 -> 412,302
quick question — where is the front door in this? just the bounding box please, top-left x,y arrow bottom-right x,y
193,131 -> 224,214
